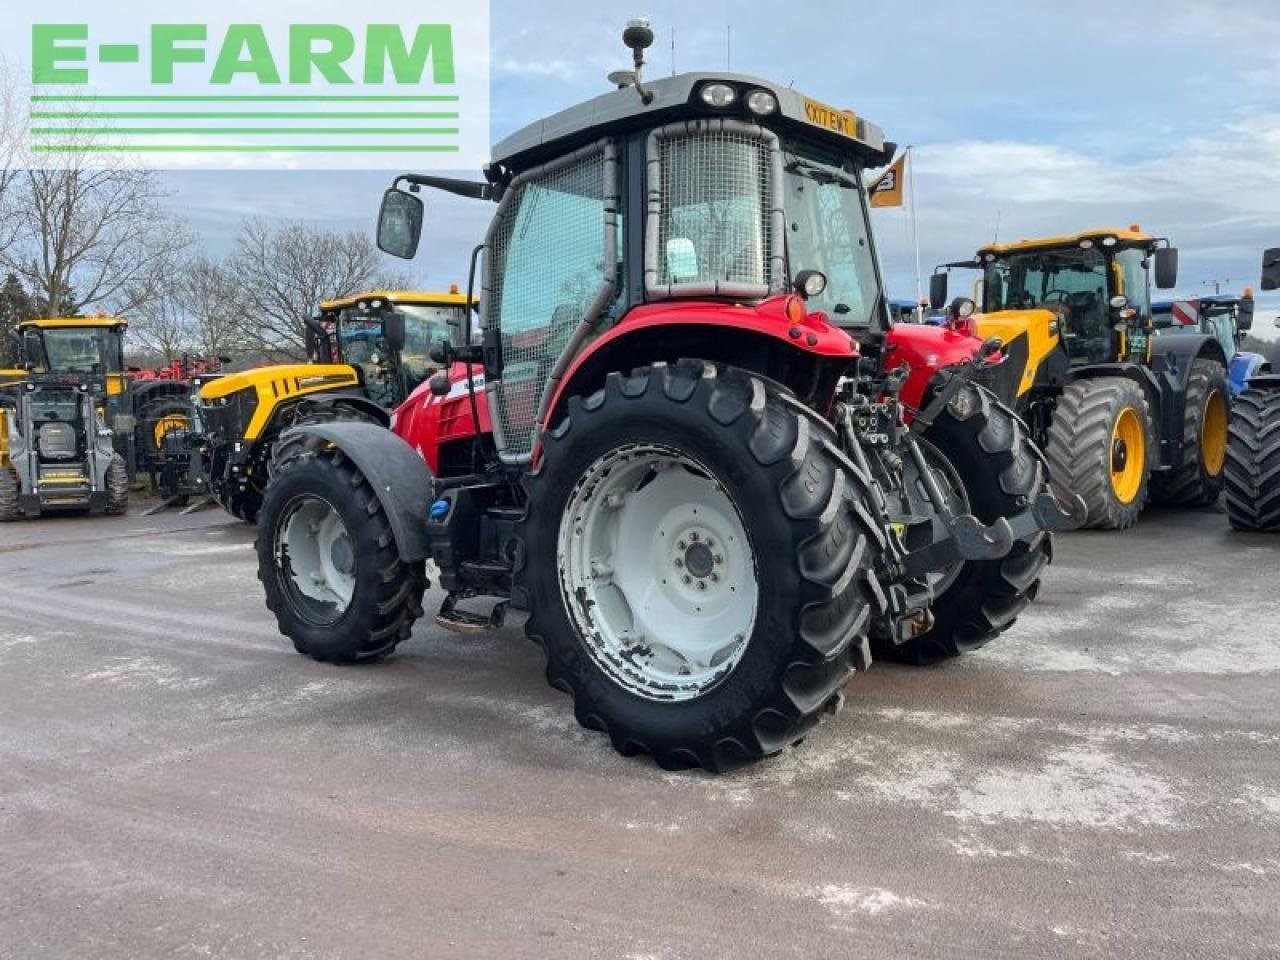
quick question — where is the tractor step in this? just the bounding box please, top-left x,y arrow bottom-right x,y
435,592 -> 509,635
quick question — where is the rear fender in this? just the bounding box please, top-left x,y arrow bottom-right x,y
276,421 -> 433,562
541,297 -> 858,431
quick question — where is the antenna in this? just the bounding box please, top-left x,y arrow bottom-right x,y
993,209 -> 1001,244
726,25 -> 731,71
1202,278 -> 1232,295
670,25 -> 675,76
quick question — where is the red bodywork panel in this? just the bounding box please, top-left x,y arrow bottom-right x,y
391,299 -> 995,469
392,363 -> 491,474
884,322 -> 997,413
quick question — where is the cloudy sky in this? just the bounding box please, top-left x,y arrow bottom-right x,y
162,0 -> 1280,337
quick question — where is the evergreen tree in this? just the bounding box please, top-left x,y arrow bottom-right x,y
0,272 -> 35,367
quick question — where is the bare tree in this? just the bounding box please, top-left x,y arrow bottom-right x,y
175,255 -> 246,361
2,153 -> 192,318
0,56 -> 27,257
227,219 -> 410,361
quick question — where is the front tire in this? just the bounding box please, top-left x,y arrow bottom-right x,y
0,464 -> 20,521
1224,384 -> 1280,532
1046,377 -> 1151,530
1149,358 -> 1230,506
104,454 -> 129,516
875,378 -> 1052,665
516,361 -> 885,772
257,447 -> 426,662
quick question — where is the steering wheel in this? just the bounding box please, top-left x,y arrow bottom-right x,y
1042,289 -> 1074,305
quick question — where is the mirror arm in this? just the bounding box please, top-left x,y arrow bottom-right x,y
396,174 -> 495,201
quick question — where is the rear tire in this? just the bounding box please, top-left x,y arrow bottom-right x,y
1046,377 -> 1151,530
875,378 -> 1053,665
516,360 -> 886,772
104,454 -> 129,516
1224,383 -> 1280,532
1149,358 -> 1229,507
257,447 -> 426,662
0,464 -> 20,521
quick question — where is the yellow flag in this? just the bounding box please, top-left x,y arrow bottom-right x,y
869,153 -> 906,208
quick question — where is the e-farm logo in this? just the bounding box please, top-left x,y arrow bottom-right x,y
13,2 -> 490,170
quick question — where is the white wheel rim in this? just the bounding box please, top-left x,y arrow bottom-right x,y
278,495 -> 356,619
557,443 -> 758,702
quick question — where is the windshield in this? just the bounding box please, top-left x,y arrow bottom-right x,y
782,148 -> 882,328
982,247 -> 1110,313
397,303 -> 468,380
39,328 -> 114,375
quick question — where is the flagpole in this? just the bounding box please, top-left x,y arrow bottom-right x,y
907,146 -> 923,322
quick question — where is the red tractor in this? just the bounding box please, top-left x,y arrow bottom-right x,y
255,22 -> 1080,771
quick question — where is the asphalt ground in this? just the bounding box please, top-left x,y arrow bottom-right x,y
0,504 -> 1277,959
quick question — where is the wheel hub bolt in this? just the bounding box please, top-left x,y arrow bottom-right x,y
682,575 -> 692,585
673,557 -> 683,568
696,581 -> 707,591
710,572 -> 719,583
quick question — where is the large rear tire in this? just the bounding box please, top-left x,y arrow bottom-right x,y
257,447 -> 426,662
1046,377 -> 1151,530
1149,358 -> 1229,507
104,454 -> 129,516
1224,384 -> 1280,532
516,360 -> 886,772
875,378 -> 1052,665
0,464 -> 19,521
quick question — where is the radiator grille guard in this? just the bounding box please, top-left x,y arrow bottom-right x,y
483,140 -> 618,462
645,119 -> 786,300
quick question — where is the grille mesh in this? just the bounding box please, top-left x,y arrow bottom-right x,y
654,127 -> 776,290
488,149 -> 607,457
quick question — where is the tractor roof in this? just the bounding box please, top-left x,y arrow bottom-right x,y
492,71 -> 888,171
320,289 -> 473,312
979,227 -> 1158,257
17,316 -> 126,331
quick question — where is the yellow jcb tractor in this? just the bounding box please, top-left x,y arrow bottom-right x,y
931,226 -> 1230,529
1,316 -> 132,518
195,288 -> 471,523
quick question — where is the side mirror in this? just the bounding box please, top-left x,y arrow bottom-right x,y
1238,296 -> 1255,331
1154,247 -> 1178,289
1261,247 -> 1280,292
304,315 -> 333,364
929,272 -> 948,310
21,329 -> 47,371
377,188 -> 425,260
382,311 -> 406,354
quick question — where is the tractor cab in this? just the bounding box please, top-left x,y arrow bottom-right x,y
971,228 -> 1176,367
377,52 -> 898,459
313,289 -> 473,407
0,316 -> 131,518
1154,291 -> 1266,396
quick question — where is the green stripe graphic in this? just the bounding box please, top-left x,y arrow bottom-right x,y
31,95 -> 459,102
32,111 -> 458,120
31,144 -> 462,153
31,127 -> 460,136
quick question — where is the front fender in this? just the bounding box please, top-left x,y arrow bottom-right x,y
1230,351 -> 1268,396
277,421 -> 433,562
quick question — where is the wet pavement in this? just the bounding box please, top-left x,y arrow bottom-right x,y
1,505 -> 1277,958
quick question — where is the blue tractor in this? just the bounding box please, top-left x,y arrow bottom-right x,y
1224,253 -> 1280,531
1153,292 -> 1268,397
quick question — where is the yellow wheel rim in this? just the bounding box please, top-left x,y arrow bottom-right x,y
1200,389 -> 1228,477
1110,407 -> 1145,504
153,414 -> 189,450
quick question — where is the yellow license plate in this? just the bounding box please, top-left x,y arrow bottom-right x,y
803,98 -> 857,138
